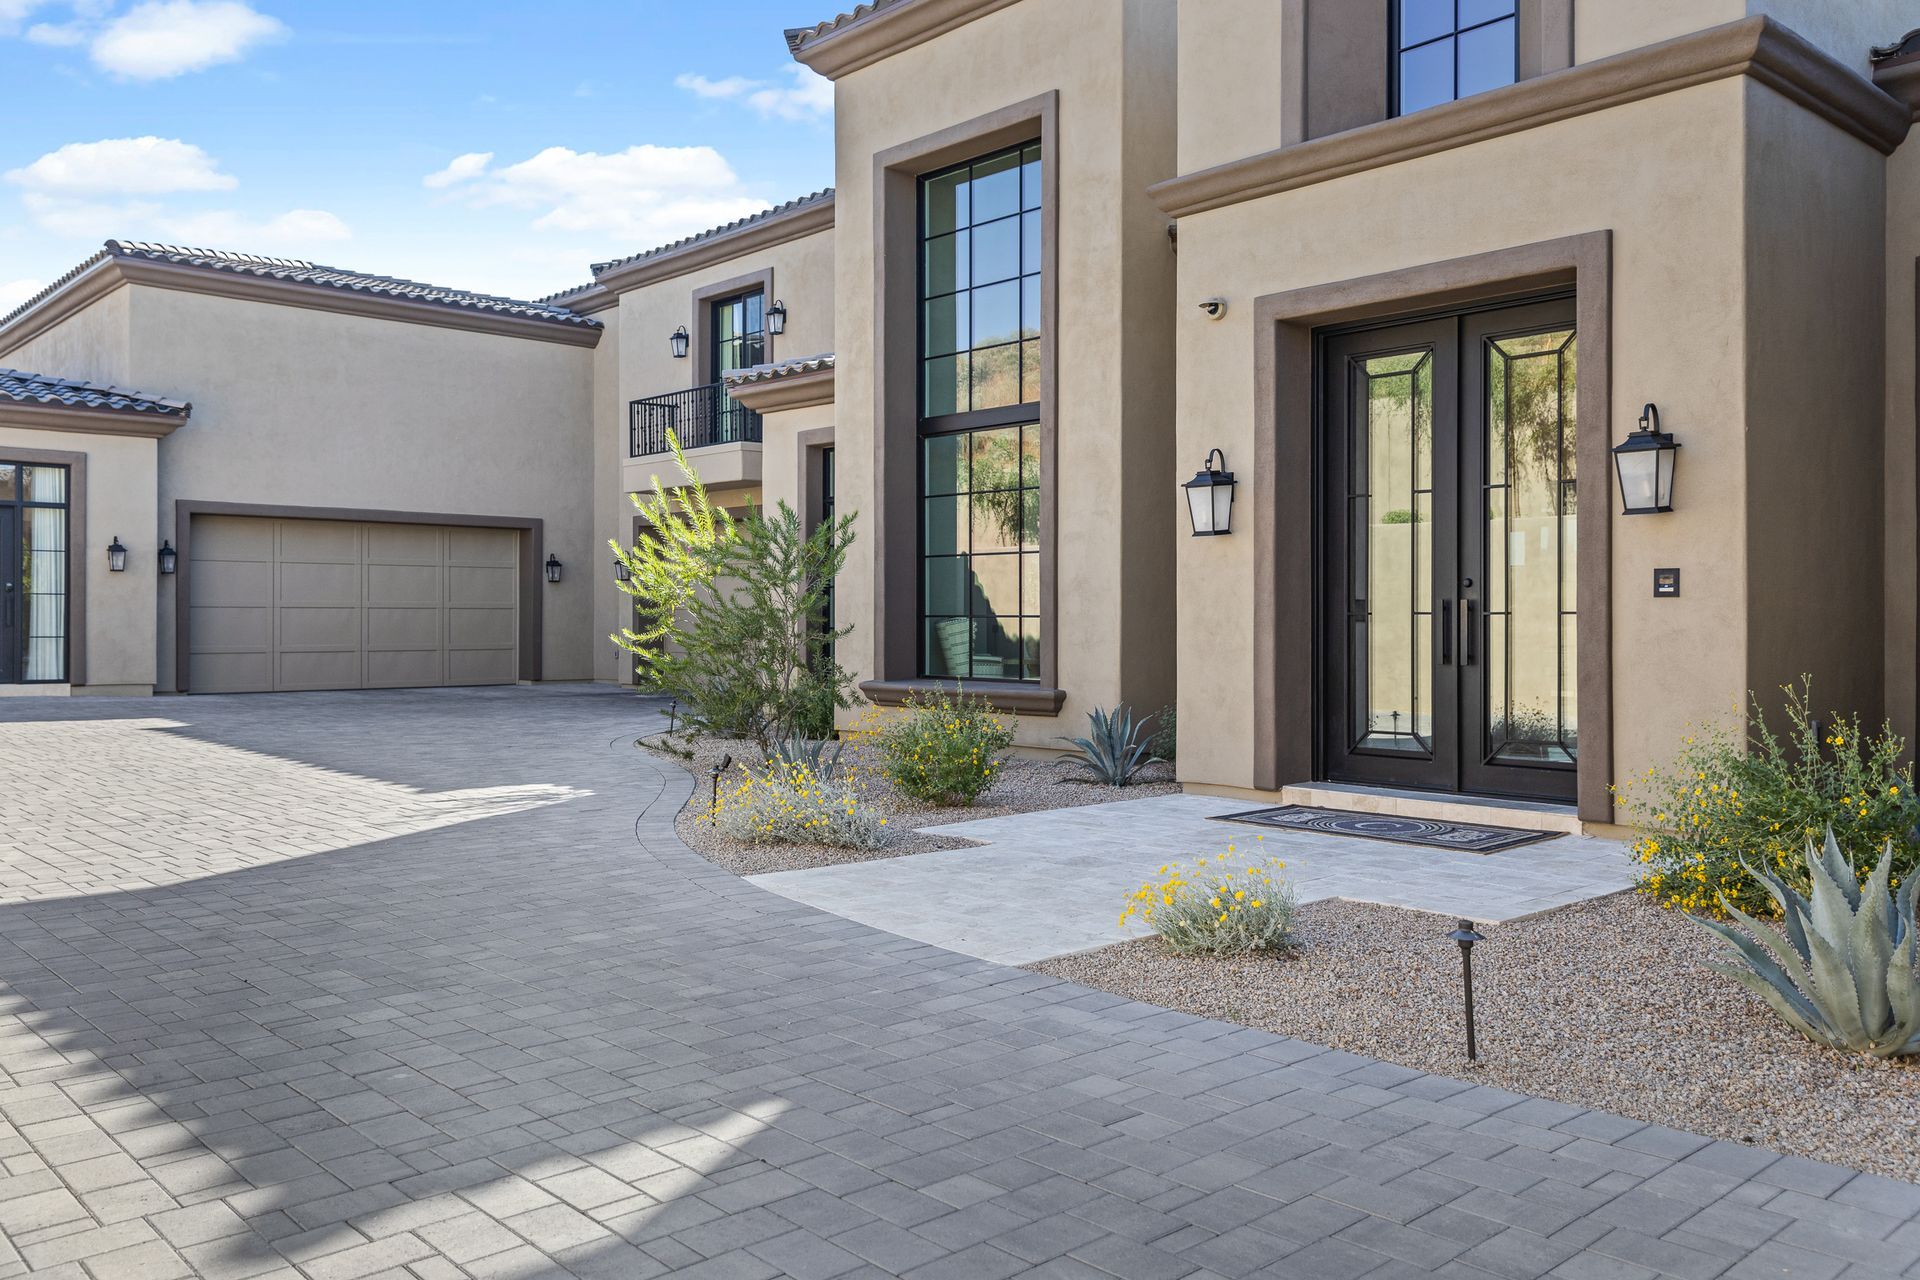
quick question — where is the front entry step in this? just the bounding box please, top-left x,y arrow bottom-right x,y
1278,781 -> 1581,835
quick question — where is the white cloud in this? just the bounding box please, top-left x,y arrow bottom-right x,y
24,20 -> 84,44
6,136 -> 237,195
0,278 -> 43,311
426,145 -> 771,244
159,206 -> 349,251
422,151 -> 492,190
90,0 -> 285,79
0,0 -> 48,31
675,65 -> 832,122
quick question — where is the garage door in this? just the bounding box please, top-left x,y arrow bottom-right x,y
188,515 -> 519,693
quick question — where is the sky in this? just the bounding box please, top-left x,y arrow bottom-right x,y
0,0 -> 840,311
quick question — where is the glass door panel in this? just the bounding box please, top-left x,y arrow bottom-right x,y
0,506 -> 17,684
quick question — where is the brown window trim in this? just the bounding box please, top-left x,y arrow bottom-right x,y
1250,231 -> 1613,821
690,269 -> 775,386
863,90 -> 1060,714
170,500 -> 544,693
862,677 -> 1065,716
0,445 -> 87,687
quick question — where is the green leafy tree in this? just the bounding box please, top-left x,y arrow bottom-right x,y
610,433 -> 737,686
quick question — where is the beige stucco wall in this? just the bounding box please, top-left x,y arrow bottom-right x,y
759,401 -> 836,518
119,286 -> 597,691
1173,79 -> 1754,796
1887,115 -> 1920,752
1177,0 -> 1288,173
0,424 -> 157,691
832,0 -> 1179,748
589,304 -> 628,685
2,285 -> 134,386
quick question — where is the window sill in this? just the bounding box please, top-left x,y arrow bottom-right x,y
860,678 -> 1065,717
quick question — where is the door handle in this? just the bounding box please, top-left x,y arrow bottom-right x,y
2,582 -> 12,627
1460,599 -> 1477,666
1439,600 -> 1453,665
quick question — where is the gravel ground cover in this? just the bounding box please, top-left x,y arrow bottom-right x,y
1031,892 -> 1920,1181
639,730 -> 1181,875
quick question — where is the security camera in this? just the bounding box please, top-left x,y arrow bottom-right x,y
1198,297 -> 1227,319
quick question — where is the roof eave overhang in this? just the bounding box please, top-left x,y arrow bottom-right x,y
726,363 -> 836,413
593,198 -> 836,295
0,403 -> 188,438
1150,15 -> 1912,219
788,0 -> 1022,79
0,256 -> 603,356
1874,56 -> 1920,120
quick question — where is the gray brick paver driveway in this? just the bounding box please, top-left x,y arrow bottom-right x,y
0,686 -> 1912,1280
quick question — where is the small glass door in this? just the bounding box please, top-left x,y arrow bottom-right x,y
0,505 -> 18,684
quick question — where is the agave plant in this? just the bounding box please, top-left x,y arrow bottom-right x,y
1691,829 -> 1920,1057
768,734 -> 845,781
1062,704 -> 1157,787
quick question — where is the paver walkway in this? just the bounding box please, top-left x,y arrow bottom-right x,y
0,686 -> 1912,1280
752,796 -> 1636,964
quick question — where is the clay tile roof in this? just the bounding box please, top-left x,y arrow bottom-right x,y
1873,29 -> 1920,64
722,353 -> 835,387
0,367 -> 191,417
0,241 -> 602,333
785,2 -> 903,53
590,189 -> 835,276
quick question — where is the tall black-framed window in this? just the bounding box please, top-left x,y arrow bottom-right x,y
709,290 -> 765,383
918,141 -> 1042,682
0,461 -> 70,685
1393,0 -> 1517,117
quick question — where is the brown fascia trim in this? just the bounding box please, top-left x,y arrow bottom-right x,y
171,500 -> 545,693
859,678 -> 1066,717
553,284 -> 618,315
726,363 -> 835,412
1875,58 -> 1920,120
0,404 -> 187,438
1152,16 -> 1911,219
789,0 -> 1022,80
0,257 -> 602,355
593,199 -> 834,294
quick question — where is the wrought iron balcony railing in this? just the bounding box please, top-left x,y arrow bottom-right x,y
629,382 -> 762,458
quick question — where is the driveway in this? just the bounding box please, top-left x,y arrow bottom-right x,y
0,686 -> 1911,1280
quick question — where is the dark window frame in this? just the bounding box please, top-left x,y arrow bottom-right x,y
1390,0 -> 1520,118
0,459 -> 72,685
707,287 -> 766,384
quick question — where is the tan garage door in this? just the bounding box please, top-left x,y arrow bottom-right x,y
188,515 -> 518,693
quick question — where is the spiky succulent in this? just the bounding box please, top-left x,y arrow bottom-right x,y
768,734 -> 844,781
1062,704 -> 1157,787
1691,829 -> 1920,1057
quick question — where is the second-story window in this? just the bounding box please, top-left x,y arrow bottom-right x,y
918,142 -> 1042,682
710,289 -> 765,383
1394,0 -> 1517,117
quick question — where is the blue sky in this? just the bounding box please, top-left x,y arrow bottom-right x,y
0,0 -> 839,310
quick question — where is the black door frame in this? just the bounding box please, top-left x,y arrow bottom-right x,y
0,505 -> 19,685
1315,292 -> 1578,803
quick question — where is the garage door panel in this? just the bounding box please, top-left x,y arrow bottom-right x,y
190,559 -> 273,607
190,515 -> 518,693
365,562 -> 441,605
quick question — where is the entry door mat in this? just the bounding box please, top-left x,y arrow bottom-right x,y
1211,805 -> 1562,854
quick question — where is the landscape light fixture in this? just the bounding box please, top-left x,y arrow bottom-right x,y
1447,920 -> 1486,1061
1612,403 -> 1680,514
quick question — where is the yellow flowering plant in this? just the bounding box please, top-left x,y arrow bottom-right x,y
1120,843 -> 1298,956
710,756 -> 890,849
865,689 -> 1014,806
1619,678 -> 1920,915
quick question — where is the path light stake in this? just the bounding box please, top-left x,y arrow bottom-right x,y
667,698 -> 679,734
710,753 -> 732,818
1447,920 -> 1486,1061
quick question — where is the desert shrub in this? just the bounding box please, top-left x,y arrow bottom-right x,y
1062,704 -> 1156,786
1619,678 -> 1920,915
1693,829 -> 1920,1057
1149,703 -> 1177,763
1120,845 -> 1297,956
869,690 -> 1014,806
711,757 -> 889,849
769,734 -> 845,782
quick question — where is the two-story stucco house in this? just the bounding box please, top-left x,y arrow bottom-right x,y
4,0 -> 1919,835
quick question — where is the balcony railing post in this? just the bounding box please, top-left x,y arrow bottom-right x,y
628,383 -> 763,458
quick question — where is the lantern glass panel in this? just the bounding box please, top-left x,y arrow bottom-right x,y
1211,483 -> 1234,534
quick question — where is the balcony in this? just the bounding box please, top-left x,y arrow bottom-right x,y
629,382 -> 761,458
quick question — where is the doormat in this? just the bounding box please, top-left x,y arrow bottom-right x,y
1211,805 -> 1561,854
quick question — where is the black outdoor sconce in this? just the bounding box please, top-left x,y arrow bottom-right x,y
767,298 -> 788,336
545,553 -> 563,584
1183,449 -> 1236,536
1447,920 -> 1486,1060
106,537 -> 128,573
613,555 -> 631,583
669,325 -> 690,359
1612,403 -> 1681,515
157,540 -> 177,576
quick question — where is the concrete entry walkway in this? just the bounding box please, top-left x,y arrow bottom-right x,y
752,795 -> 1637,965
0,686 -> 1912,1280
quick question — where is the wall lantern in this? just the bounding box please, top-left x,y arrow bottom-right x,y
545,553 -> 563,584
668,325 -> 690,359
1183,449 -> 1236,537
613,556 -> 631,583
107,537 -> 128,573
767,298 -> 788,336
157,540 -> 178,576
1612,403 -> 1681,515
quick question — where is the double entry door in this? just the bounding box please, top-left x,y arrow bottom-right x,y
1320,298 -> 1579,802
